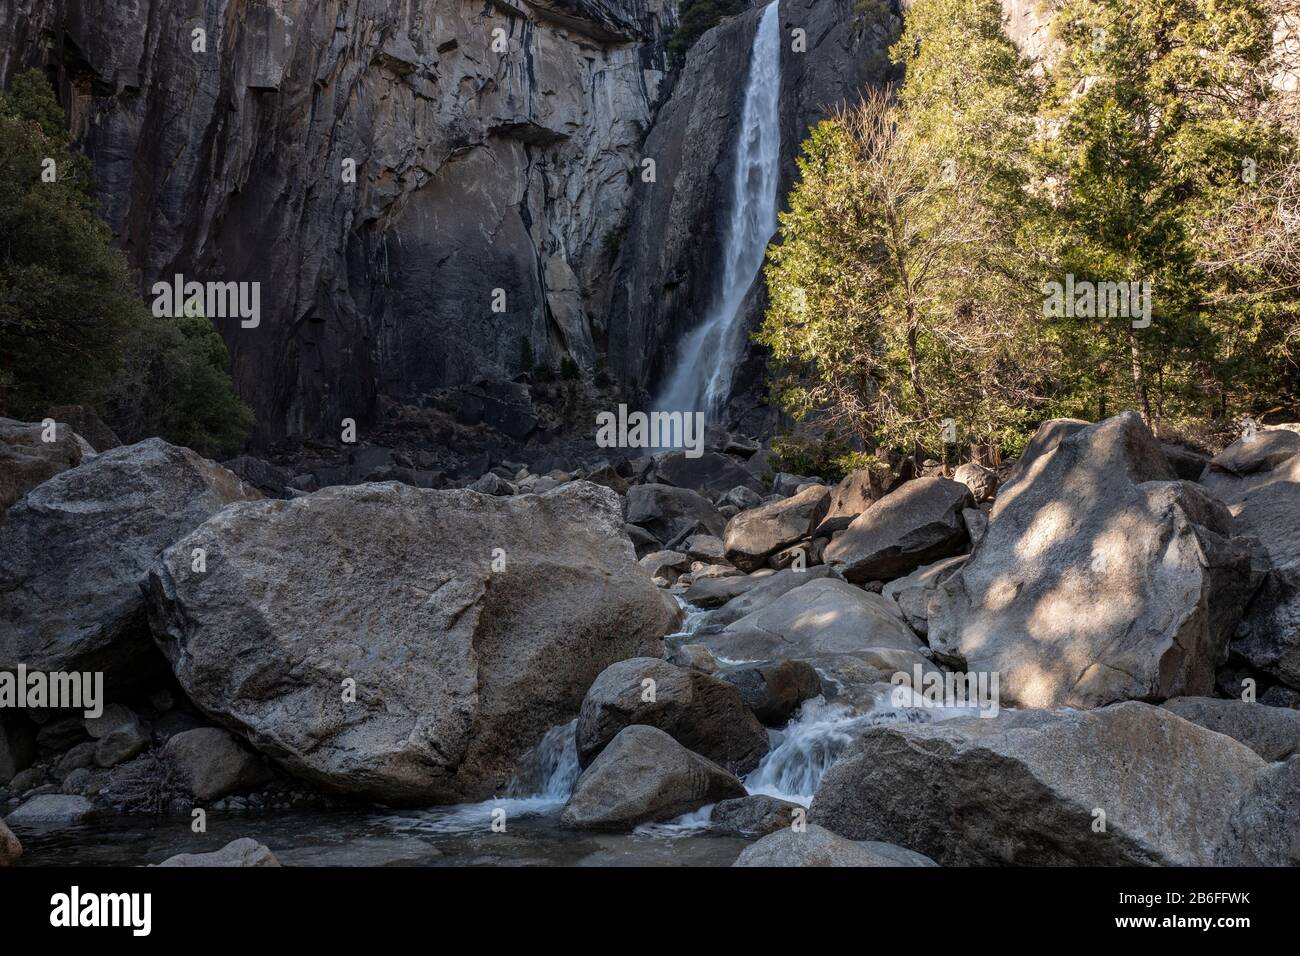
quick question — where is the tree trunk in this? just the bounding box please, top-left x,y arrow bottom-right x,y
1128,330 -> 1152,427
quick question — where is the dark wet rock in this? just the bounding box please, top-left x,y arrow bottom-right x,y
718,660 -> 823,726
711,794 -> 804,837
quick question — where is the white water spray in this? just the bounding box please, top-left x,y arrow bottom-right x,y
654,0 -> 782,423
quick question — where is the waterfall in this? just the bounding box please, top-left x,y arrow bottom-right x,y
654,0 -> 782,423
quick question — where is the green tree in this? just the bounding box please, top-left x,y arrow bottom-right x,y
669,0 -> 751,62
1042,0 -> 1298,429
0,70 -> 252,458
759,0 -> 1050,461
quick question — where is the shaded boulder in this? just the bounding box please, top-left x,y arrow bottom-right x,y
0,714 -> 35,785
0,439 -> 261,692
0,417 -> 94,515
814,468 -> 891,539
811,702 -> 1263,866
222,456 -> 291,496
147,481 -> 679,803
1201,434 -> 1300,689
45,404 -> 120,452
711,794 -> 804,837
468,472 -> 515,496
576,657 -> 769,775
703,578 -> 923,664
718,660 -> 823,726
1161,443 -> 1210,481
1160,697 -> 1300,762
720,485 -> 764,511
624,483 -> 726,543
0,818 -> 20,865
561,725 -> 745,830
685,565 -> 831,613
156,838 -> 281,867
723,484 -> 830,572
684,534 -> 727,564
881,555 -> 967,637
652,451 -> 763,495
733,825 -> 938,867
929,413 -> 1261,708
823,478 -> 972,583
1213,755 -> 1300,866
163,728 -> 273,801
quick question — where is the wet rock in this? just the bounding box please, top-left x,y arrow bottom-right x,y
733,825 -> 938,867
1213,755 -> 1300,866
147,481 -> 678,802
156,838 -> 281,868
5,793 -> 94,827
164,728 -> 273,802
561,725 -> 745,830
811,702 -> 1264,866
0,439 -> 261,693
1160,697 -> 1300,761
718,660 -> 823,726
667,644 -> 719,674
711,794 -> 804,837
930,414 -> 1262,708
824,478 -> 972,583
576,658 -> 769,775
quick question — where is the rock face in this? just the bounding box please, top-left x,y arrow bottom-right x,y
723,484 -> 831,571
1213,756 -> 1300,867
163,728 -> 273,801
0,439 -> 261,691
561,725 -> 745,830
732,825 -> 938,867
147,481 -> 679,803
1160,697 -> 1300,762
812,702 -> 1264,866
929,413 -> 1261,709
0,0 -> 678,443
609,0 -> 898,421
1201,428 -> 1300,689
703,578 -> 924,663
575,657 -> 769,775
156,838 -> 281,868
0,417 -> 93,514
823,478 -> 973,583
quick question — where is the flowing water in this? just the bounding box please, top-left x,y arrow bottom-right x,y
654,0 -> 783,423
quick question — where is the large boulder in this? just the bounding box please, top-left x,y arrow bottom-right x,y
0,439 -> 261,691
1213,755 -> 1300,866
880,554 -> 966,637
623,483 -> 726,544
723,484 -> 831,572
0,417 -> 95,515
652,451 -> 763,496
814,467 -> 891,538
163,728 -> 273,801
156,838 -> 281,868
711,794 -> 804,837
929,413 -> 1261,708
560,725 -> 745,830
733,825 -> 938,867
575,658 -> 769,775
1160,697 -> 1300,762
1001,418 -> 1088,491
147,481 -> 679,803
823,477 -> 973,582
811,702 -> 1264,866
1201,431 -> 1300,688
718,659 -> 823,726
702,578 -> 924,664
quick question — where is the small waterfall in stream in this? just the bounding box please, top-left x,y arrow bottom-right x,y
653,0 -> 782,424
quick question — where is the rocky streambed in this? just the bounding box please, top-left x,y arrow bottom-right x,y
3,412 -> 1300,867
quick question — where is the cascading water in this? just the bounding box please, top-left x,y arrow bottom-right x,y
653,0 -> 782,423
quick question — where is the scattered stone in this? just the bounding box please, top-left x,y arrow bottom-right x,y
814,468 -> 891,539
720,485 -> 764,511
5,794 -> 95,827
164,728 -> 273,801
653,451 -> 763,496
667,644 -> 719,673
684,534 -> 727,564
561,725 -> 745,830
772,473 -> 818,497
468,471 -> 515,496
